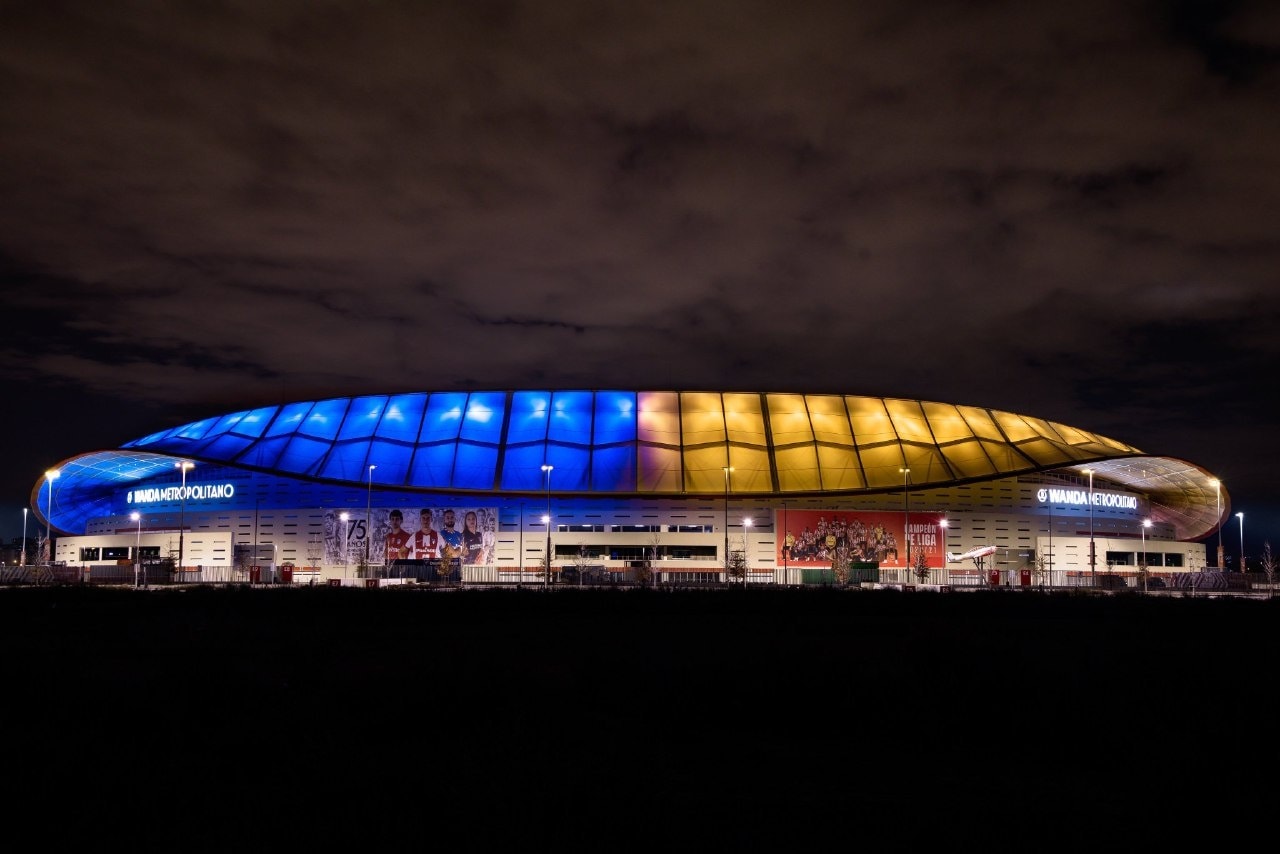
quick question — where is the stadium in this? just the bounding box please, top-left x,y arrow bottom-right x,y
28,390 -> 1227,588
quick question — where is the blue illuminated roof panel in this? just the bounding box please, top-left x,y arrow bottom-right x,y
499,444 -> 550,491
460,392 -> 505,443
266,402 -> 313,437
507,391 -> 550,445
300,398 -> 350,441
377,394 -> 428,443
420,393 -> 467,443
338,396 -> 387,440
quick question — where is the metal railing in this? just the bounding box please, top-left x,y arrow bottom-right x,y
5,563 -> 1274,597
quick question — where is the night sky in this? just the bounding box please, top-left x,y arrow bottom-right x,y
3,1 -> 1279,553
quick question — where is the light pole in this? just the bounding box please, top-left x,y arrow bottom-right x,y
782,502 -> 788,585
743,517 -> 752,588
899,467 -> 911,573
938,517 -> 949,586
365,464 -> 377,578
1083,468 -> 1095,587
1236,511 -> 1245,573
1047,492 -> 1054,587
131,511 -> 142,588
21,507 -> 28,567
44,469 -> 59,566
1140,518 -> 1151,594
1211,478 -> 1222,569
174,461 -> 193,582
722,466 -> 734,586
340,512 -> 350,580
541,464 -> 554,587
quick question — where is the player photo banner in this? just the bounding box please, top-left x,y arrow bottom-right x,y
777,509 -> 944,568
324,506 -> 498,566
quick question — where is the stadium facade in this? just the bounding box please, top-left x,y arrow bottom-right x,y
29,390 -> 1227,587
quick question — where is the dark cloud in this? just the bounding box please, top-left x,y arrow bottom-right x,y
3,0 -> 1280,544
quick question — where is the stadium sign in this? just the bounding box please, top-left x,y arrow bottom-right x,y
127,484 -> 236,504
1036,487 -> 1137,510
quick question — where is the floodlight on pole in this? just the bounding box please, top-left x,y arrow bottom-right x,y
174,461 -> 194,581
541,464 -> 554,587
1047,489 -> 1055,585
21,507 -> 28,567
1236,511 -> 1245,573
131,511 -> 142,588
743,517 -> 753,588
44,469 -> 59,566
939,516 -> 949,585
782,502 -> 788,584
899,467 -> 911,569
722,466 -> 734,586
1083,468 -> 1095,587
1210,478 -> 1222,569
340,512 -> 350,580
365,465 -> 376,578
1141,518 -> 1151,594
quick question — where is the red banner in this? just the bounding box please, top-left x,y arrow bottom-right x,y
776,509 -> 946,568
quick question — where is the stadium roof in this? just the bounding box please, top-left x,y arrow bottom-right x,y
35,391 -> 1227,539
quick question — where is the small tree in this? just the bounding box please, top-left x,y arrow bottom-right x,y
913,549 -> 930,583
726,548 -> 747,587
306,532 -> 323,567
1032,553 -> 1049,588
305,533 -> 323,584
832,542 -> 851,585
538,544 -> 552,586
234,544 -> 252,583
975,556 -> 994,586
439,542 -> 461,585
573,542 -> 591,586
1261,541 -> 1276,599
636,532 -> 660,587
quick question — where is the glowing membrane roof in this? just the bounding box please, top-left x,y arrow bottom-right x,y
38,391 -> 1227,539
113,391 -> 1152,494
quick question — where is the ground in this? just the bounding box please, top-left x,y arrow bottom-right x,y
1,585 -> 1273,849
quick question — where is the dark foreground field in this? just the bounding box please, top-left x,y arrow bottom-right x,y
2,585 -> 1276,850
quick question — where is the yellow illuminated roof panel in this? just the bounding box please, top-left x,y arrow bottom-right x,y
723,392 -> 767,447
775,445 -> 821,492
680,392 -> 727,447
637,392 -> 681,446
766,394 -> 814,446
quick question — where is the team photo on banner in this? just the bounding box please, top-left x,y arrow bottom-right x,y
778,509 -> 944,568
325,506 -> 498,566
